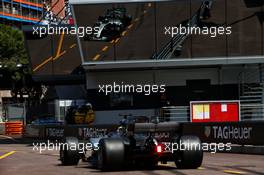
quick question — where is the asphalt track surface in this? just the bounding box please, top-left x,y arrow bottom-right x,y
0,136 -> 264,175
25,0 -> 264,75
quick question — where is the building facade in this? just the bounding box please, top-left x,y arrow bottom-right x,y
0,0 -> 44,25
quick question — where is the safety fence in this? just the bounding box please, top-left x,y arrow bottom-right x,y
240,104 -> 264,121
22,121 -> 264,146
160,106 -> 189,122
238,64 -> 264,121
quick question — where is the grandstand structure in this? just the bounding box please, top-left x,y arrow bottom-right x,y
0,0 -> 43,25
0,0 -> 71,26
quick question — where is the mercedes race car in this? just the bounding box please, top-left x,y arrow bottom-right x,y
85,7 -> 132,41
59,119 -> 203,171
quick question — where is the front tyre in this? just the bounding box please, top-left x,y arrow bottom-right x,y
174,135 -> 203,169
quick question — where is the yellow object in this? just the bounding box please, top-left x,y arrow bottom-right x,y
74,112 -> 85,124
192,104 -> 210,120
74,110 -> 95,125
85,109 -> 95,124
223,170 -> 246,174
0,151 -> 16,160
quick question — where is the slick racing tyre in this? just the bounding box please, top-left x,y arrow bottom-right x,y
174,135 -> 203,169
60,137 -> 80,166
97,138 -> 125,171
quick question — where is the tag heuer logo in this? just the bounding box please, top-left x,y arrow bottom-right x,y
204,126 -> 211,138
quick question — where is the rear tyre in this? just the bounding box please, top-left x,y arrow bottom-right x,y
97,138 -> 125,171
174,135 -> 203,169
60,137 -> 80,166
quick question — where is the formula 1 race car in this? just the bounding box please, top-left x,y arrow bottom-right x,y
85,7 -> 132,41
59,119 -> 203,171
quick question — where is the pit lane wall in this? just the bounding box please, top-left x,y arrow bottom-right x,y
24,121 -> 264,146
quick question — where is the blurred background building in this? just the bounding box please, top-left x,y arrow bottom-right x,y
0,0 -> 73,123
0,0 -> 72,27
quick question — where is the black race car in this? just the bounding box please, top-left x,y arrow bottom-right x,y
103,8 -> 132,27
86,7 -> 132,41
59,119 -> 203,171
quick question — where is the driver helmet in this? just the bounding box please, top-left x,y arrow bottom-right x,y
85,103 -> 92,109
119,118 -> 127,126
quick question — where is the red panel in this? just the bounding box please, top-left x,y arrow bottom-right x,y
191,102 -> 239,123
209,103 -> 239,122
210,103 -> 221,121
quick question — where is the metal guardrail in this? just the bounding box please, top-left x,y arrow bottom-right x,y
240,104 -> 264,121
160,106 -> 189,122
238,64 -> 264,121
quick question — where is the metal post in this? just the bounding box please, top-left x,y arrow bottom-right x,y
23,102 -> 26,125
0,101 -> 2,123
189,0 -> 193,58
154,2 -> 157,59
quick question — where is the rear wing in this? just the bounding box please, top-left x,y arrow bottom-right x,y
132,122 -> 181,133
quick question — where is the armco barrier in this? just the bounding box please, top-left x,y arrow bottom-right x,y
23,124 -> 118,140
44,124 -> 118,140
24,122 -> 264,146
5,121 -> 24,135
182,121 -> 264,145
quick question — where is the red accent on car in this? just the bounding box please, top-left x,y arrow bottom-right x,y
156,145 -> 162,153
